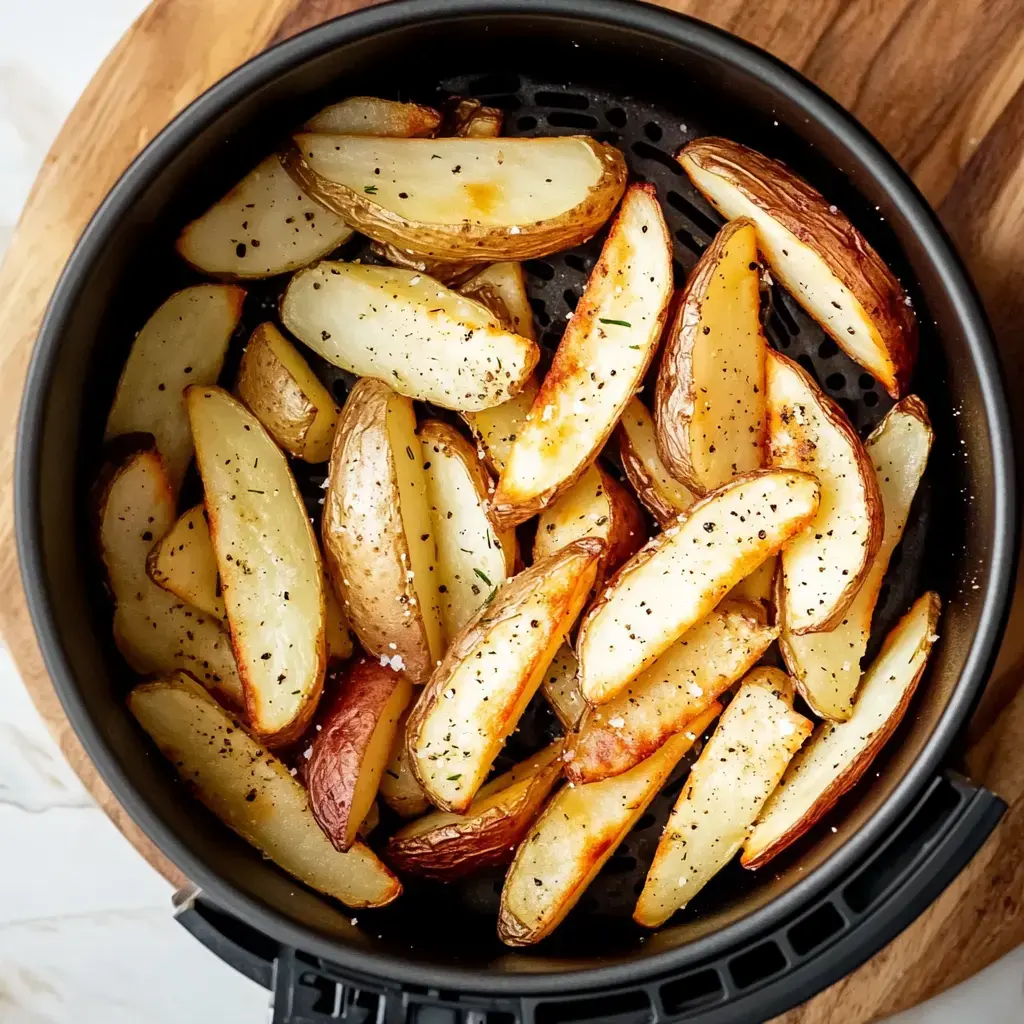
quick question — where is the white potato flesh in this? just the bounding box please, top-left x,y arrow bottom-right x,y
634,671 -> 811,927
577,470 -> 820,705
540,642 -> 586,731
105,285 -> 244,492
176,156 -> 353,278
324,579 -> 354,663
781,397 -> 932,718
459,262 -> 537,340
305,96 -> 440,137
745,592 -> 941,868
129,675 -> 400,907
187,387 -> 325,745
462,377 -> 539,474
147,504 -> 226,623
492,184 -> 673,526
280,262 -> 539,411
379,707 -> 430,818
728,553 -> 777,607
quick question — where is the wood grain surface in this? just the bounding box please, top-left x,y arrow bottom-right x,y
0,0 -> 1021,1019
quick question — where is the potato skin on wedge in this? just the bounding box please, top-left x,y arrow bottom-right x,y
540,643 -> 586,731
462,377 -> 539,476
304,96 -> 441,137
129,673 -> 401,908
407,539 -> 603,813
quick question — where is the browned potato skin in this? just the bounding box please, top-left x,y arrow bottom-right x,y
368,241 -> 480,286
679,138 -> 917,398
617,426 -> 687,527
441,96 -> 504,138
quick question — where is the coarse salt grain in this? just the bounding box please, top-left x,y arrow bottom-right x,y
608,716 -> 625,729
303,746 -> 313,759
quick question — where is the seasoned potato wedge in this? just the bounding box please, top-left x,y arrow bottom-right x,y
745,592 -> 941,868
441,96 -> 504,138
728,554 -> 777,609
498,707 -> 719,946
386,741 -> 563,880
462,377 -> 539,475
368,241 -> 480,286
105,285 -> 244,491
459,262 -> 536,340
420,420 -> 515,641
97,448 -> 242,708
187,387 -> 325,746
533,463 -> 644,586
617,398 -> 695,526
358,801 -> 380,839
577,469 -> 820,705
280,262 -> 539,412
768,350 -> 883,635
655,218 -> 768,493
407,539 -> 603,813
678,138 -> 917,398
569,600 -> 777,784
236,322 -> 340,463
492,185 -> 674,528
324,579 -> 354,663
176,156 -> 354,279
129,674 -> 400,907
322,379 -> 444,682
781,397 -> 933,718
541,643 -> 586,731
634,669 -> 811,927
305,96 -> 441,137
284,135 -> 627,261
307,657 -> 413,851
379,707 -> 430,818
146,504 -> 226,623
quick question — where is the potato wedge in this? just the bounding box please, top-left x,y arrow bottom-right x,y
324,579 -> 354,663
728,554 -> 777,609
768,350 -> 883,635
541,643 -> 586,731
420,420 -> 515,641
655,218 -> 768,493
307,657 -> 413,851
386,741 -> 563,880
368,241 -> 480,287
305,96 -> 441,137
498,706 -> 719,946
533,463 -> 644,586
357,801 -> 380,839
105,285 -> 244,492
280,262 -> 539,412
283,135 -> 627,262
492,184 -> 674,528
459,262 -> 536,341
129,674 -> 400,907
617,398 -> 695,526
407,539 -> 603,813
97,448 -> 242,708
569,600 -> 777,784
322,379 -> 444,683
634,669 -> 811,927
236,322 -> 340,463
187,387 -> 325,746
176,156 -> 354,279
379,707 -> 430,818
577,469 -> 820,705
441,96 -> 504,139
462,377 -> 540,476
780,397 -> 933,718
146,504 -> 226,623
744,592 -> 941,868
678,138 -> 917,398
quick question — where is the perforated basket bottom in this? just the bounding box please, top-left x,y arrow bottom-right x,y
214,72 -> 929,943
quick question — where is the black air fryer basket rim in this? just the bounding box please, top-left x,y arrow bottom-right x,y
15,0 -> 1016,997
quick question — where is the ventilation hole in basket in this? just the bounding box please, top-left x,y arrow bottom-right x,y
564,253 -> 589,274
547,111 -> 599,130
632,170 -> 649,184
767,313 -> 791,349
605,106 -> 628,127
592,129 -> 622,145
516,115 -> 538,131
644,121 -> 664,142
530,297 -> 550,328
674,227 -> 705,258
877,582 -> 891,610
864,391 -> 879,407
773,294 -> 802,336
635,812 -> 656,831
838,397 -> 858,420
672,257 -> 686,281
534,90 -> 589,109
563,288 -> 579,312
605,853 -> 638,874
859,373 -> 876,390
825,372 -> 846,392
487,94 -> 523,112
797,354 -> 816,376
542,330 -> 565,350
818,338 -> 840,359
467,72 -> 521,95
889,544 -> 904,570
330,379 -> 348,403
631,140 -> 684,175
524,259 -> 555,281
665,190 -> 721,238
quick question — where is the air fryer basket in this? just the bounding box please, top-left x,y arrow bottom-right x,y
15,2 -> 1015,1022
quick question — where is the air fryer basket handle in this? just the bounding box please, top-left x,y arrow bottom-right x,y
173,771 -> 1004,1024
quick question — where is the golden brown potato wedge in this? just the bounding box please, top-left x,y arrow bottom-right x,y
492,184 -> 674,528
379,706 -> 430,818
780,397 -> 933,718
386,741 -> 563,879
634,669 -> 811,927
280,262 -> 539,412
307,657 -> 414,851
617,398 -> 695,526
129,673 -> 400,907
655,218 -> 768,493
459,262 -> 536,340
728,554 -> 777,609
105,285 -> 244,492
284,135 -> 627,262
577,469 -> 820,705
368,241 -> 480,286
569,600 -> 778,784
498,705 -> 719,946
540,643 -> 586,731
304,96 -> 441,137
532,463 -> 644,586
441,96 -> 504,138
146,504 -> 226,624
236,322 -> 340,463
407,539 -> 603,813
744,592 -> 941,868
420,420 -> 515,641
176,156 -> 354,279
97,448 -> 242,708
187,387 -> 325,746
357,801 -> 380,839
462,377 -> 540,476
678,138 -> 917,398
322,379 -> 444,683
323,579 -> 354,663
768,349 -> 883,635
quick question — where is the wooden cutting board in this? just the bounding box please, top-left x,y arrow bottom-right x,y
0,0 -> 1021,1019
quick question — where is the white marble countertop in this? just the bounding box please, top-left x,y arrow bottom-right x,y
0,2 -> 1021,1021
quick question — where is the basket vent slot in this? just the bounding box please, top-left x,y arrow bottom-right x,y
728,939 -> 788,989
659,967 -> 725,1014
